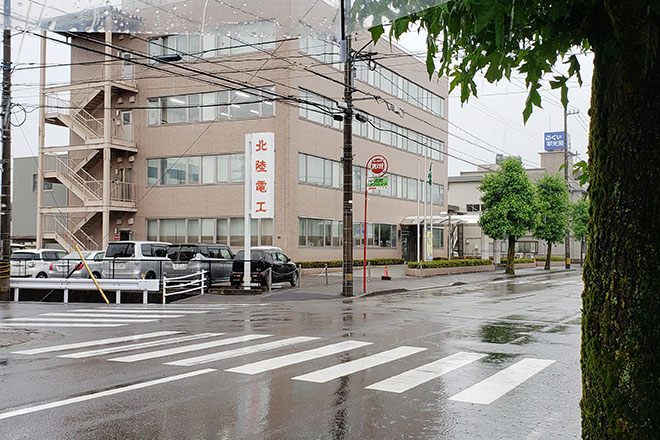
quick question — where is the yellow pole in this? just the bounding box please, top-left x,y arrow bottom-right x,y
75,244 -> 109,304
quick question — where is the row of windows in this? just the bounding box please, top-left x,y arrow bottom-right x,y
466,204 -> 485,212
299,38 -> 445,118
298,153 -> 444,205
147,154 -> 245,186
147,87 -> 275,126
148,23 -> 277,60
298,89 -> 444,161
298,218 -> 397,248
146,218 -> 273,247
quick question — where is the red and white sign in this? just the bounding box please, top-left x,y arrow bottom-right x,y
247,132 -> 274,219
368,155 -> 388,177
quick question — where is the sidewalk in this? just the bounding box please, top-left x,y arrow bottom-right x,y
186,266 -> 580,303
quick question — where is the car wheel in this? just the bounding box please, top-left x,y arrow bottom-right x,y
230,282 -> 240,289
36,272 -> 47,278
145,271 -> 156,279
92,272 -> 102,279
289,270 -> 298,287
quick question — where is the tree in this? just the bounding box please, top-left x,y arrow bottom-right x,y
570,196 -> 589,266
478,158 -> 536,275
533,174 -> 570,270
369,1 -> 660,436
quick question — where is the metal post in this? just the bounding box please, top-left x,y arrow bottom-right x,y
143,290 -> 148,304
244,135 -> 252,289
116,290 -> 121,304
368,262 -> 371,282
13,287 -> 18,301
341,0 -> 354,297
563,107 -> 571,269
297,264 -> 301,287
201,270 -> 205,295
0,8 -> 12,298
162,277 -> 166,304
63,288 -> 69,303
268,267 -> 272,292
325,263 -> 328,285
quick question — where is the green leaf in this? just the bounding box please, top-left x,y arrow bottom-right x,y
369,24 -> 385,45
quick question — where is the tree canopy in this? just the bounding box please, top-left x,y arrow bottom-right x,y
478,158 -> 536,274
533,173 -> 570,268
570,196 -> 589,241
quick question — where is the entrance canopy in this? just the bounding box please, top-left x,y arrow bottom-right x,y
3,0 -> 450,39
401,214 -> 481,227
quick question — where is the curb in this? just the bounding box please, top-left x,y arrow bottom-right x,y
491,268 -> 579,281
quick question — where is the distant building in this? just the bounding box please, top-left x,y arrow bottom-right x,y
12,156 -> 67,246
448,150 -> 586,260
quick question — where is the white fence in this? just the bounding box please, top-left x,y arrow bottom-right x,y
10,278 -> 160,304
162,270 -> 206,304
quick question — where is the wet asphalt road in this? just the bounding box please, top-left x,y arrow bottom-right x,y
0,271 -> 582,440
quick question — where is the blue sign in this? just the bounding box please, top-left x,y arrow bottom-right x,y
544,131 -> 565,151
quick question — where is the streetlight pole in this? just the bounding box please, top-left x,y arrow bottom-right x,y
563,106 -> 579,269
341,0 -> 354,296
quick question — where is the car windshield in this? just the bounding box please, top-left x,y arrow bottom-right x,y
168,245 -> 198,261
235,250 -> 264,260
106,243 -> 135,258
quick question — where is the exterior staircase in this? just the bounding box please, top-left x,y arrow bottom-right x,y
42,214 -> 100,252
43,154 -> 103,205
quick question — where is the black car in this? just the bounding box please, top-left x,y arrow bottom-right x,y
166,244 -> 234,285
230,247 -> 298,288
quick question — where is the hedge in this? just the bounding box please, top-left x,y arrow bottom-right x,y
499,258 -> 535,264
534,256 -> 565,262
407,259 -> 492,269
297,258 -> 405,269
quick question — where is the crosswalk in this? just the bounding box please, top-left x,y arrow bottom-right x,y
0,304 -> 265,329
11,330 -> 556,406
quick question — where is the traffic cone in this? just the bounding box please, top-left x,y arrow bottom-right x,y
381,266 -> 391,281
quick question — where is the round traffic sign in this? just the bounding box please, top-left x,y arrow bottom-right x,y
368,155 -> 388,177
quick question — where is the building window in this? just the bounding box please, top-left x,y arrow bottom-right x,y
299,89 -> 444,162
147,86 -> 275,127
32,174 -> 52,192
298,217 -> 395,248
433,228 -> 444,248
147,153 -> 245,186
147,217 -> 272,246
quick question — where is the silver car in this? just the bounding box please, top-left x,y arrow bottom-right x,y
102,241 -> 170,279
10,249 -> 67,278
49,250 -> 105,279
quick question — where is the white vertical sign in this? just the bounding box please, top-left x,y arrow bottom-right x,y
249,132 -> 275,219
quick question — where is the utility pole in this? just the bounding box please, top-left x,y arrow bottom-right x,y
0,2 -> 12,298
563,107 -> 579,269
341,0 -> 354,297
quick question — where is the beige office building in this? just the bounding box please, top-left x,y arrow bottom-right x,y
36,25 -> 449,262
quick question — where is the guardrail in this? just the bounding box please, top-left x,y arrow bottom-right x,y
162,270 -> 206,304
9,278 -> 160,304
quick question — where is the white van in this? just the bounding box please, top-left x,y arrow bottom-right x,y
10,249 -> 67,278
102,241 -> 170,279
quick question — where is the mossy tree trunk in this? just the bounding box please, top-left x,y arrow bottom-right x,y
505,235 -> 515,275
581,4 -> 660,437
544,242 -> 552,270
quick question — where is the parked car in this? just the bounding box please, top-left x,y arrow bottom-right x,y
230,247 -> 298,288
49,250 -> 105,279
166,244 -> 234,285
10,249 -> 67,278
102,241 -> 170,279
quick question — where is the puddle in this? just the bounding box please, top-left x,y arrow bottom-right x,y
481,353 -> 519,364
480,322 -> 543,345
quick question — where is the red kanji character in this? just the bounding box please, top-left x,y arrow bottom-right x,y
256,139 -> 268,151
255,160 -> 267,173
255,201 -> 267,213
255,180 -> 267,193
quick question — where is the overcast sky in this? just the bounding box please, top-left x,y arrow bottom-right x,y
10,31 -> 593,177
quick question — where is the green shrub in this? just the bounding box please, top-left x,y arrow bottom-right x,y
534,256 -> 564,262
499,258 -> 535,264
297,258 -> 404,269
407,259 -> 492,269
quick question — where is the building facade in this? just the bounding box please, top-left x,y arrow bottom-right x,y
36,28 -> 449,262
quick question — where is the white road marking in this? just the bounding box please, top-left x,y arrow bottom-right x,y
365,352 -> 486,393
292,346 -> 427,383
5,317 -> 157,323
449,358 -> 556,405
13,331 -> 181,355
58,333 -> 224,359
0,323 -> 126,328
225,340 -> 373,375
0,368 -> 216,421
72,309 -> 209,315
165,336 -> 320,367
40,313 -> 183,319
109,334 -> 274,363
